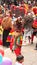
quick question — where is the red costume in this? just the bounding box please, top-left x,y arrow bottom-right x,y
32,7 -> 37,16
32,19 -> 37,29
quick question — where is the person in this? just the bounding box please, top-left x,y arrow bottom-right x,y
33,33 -> 37,50
2,16 -> 12,47
32,17 -> 37,44
23,14 -> 33,45
14,0 -> 17,6
15,55 -> 24,65
9,19 -> 23,56
14,0 -> 23,6
14,19 -> 23,56
35,43 -> 37,50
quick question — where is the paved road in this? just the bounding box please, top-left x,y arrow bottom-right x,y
0,44 -> 37,65
22,44 -> 37,65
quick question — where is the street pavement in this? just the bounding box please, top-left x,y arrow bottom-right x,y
0,44 -> 37,65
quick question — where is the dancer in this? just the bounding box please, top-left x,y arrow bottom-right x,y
9,19 -> 23,56
2,16 -> 12,47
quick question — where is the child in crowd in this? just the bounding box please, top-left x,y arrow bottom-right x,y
15,55 -> 24,65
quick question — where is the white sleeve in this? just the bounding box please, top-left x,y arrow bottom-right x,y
15,62 -> 22,65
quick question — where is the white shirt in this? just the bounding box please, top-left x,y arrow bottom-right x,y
24,29 -> 33,37
15,62 -> 22,65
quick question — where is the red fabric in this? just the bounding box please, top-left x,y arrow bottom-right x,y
10,37 -> 14,50
14,6 -> 16,10
14,47 -> 21,56
0,18 -> 3,24
0,40 -> 3,45
0,49 -> 4,56
7,36 -> 11,41
10,29 -> 14,33
19,7 -> 23,11
33,7 -> 37,14
31,35 -> 34,41
10,42 -> 13,50
11,5 -> 15,10
7,29 -> 14,42
24,8 -> 27,14
32,19 -> 37,28
21,28 -> 24,33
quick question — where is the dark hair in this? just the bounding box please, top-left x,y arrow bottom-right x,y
16,55 -> 24,62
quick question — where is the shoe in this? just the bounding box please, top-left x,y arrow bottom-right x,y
12,50 -> 14,52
